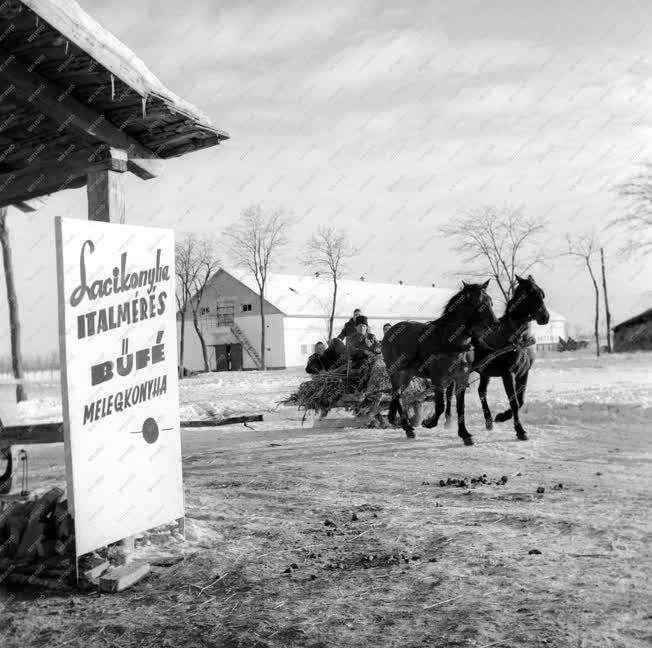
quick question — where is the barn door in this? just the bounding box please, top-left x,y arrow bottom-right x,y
230,344 -> 243,371
214,345 -> 229,372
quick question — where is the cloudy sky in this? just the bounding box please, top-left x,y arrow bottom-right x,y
2,0 -> 652,356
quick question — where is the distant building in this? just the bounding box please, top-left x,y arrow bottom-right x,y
612,308 -> 652,352
177,269 -> 568,371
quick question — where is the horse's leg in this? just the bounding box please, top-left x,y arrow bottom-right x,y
408,401 -> 423,428
455,383 -> 473,446
422,389 -> 445,428
387,373 -> 400,425
444,382 -> 454,428
478,373 -> 493,430
389,372 -> 415,437
495,370 -> 527,423
398,384 -> 415,438
500,372 -> 527,440
516,370 -> 529,409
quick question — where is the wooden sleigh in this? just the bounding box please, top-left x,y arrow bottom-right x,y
310,363 -> 437,430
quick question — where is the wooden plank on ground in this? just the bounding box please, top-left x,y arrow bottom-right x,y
99,562 -> 150,593
312,417 -> 369,430
180,415 -> 263,428
0,416 -> 263,444
0,423 -> 65,445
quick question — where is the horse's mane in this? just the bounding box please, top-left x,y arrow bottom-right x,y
441,284 -> 482,316
503,279 -> 535,321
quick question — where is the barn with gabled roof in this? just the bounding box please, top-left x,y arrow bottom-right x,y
178,268 -> 568,371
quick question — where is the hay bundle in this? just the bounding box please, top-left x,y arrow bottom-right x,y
281,357 -> 432,420
281,361 -> 349,418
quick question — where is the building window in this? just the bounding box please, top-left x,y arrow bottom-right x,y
241,304 -> 252,312
301,344 -> 308,354
200,307 -> 210,315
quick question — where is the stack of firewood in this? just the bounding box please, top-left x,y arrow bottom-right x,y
0,487 -> 75,586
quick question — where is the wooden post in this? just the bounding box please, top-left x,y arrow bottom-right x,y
86,148 -> 133,557
86,149 -> 128,223
0,207 -> 27,402
600,247 -> 612,353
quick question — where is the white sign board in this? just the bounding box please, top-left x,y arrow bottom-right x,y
55,217 -> 183,557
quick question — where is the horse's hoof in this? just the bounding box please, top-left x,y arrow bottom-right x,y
494,412 -> 511,423
462,436 -> 474,446
405,430 -> 416,439
444,417 -> 453,429
422,417 -> 436,429
485,420 -> 494,431
517,432 -> 528,441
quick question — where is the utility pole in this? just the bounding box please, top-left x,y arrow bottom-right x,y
600,247 -> 612,353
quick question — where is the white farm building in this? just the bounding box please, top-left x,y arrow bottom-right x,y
177,269 -> 567,371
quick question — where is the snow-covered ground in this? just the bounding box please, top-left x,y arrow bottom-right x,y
5,350 -> 652,429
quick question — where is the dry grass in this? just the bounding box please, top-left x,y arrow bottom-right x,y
1,401 -> 650,648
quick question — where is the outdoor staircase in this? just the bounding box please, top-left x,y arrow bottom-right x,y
230,323 -> 264,369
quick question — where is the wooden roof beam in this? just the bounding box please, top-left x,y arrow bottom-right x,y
0,44 -> 159,163
0,148 -> 127,207
13,197 -> 46,212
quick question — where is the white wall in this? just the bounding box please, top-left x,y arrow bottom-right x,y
235,313 -> 286,369
282,315 -> 431,368
531,318 -> 567,345
177,320 -> 213,371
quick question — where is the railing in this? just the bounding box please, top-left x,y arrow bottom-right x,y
230,323 -> 263,369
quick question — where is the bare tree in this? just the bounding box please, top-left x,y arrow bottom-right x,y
566,233 -> 601,357
302,226 -> 356,340
441,206 -> 547,304
175,235 -> 202,379
613,165 -> 652,256
600,247 -> 612,353
0,207 -> 26,402
224,206 -> 291,370
187,237 -> 220,372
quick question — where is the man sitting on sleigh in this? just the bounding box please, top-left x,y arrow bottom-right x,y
346,315 -> 381,362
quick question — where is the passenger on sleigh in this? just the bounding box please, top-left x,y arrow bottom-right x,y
305,341 -> 326,374
346,315 -> 382,372
305,338 -> 347,374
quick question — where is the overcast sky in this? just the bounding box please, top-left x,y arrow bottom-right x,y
2,0 -> 652,356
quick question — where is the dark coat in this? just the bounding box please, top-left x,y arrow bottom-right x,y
321,339 -> 346,370
346,332 -> 381,360
337,318 -> 358,341
305,353 -> 326,375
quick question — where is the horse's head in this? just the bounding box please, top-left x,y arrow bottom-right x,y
445,280 -> 499,336
508,274 -> 549,325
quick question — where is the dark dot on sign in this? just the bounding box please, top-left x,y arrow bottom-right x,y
142,417 -> 159,444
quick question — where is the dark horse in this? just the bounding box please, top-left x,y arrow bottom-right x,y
382,281 -> 498,443
447,274 -> 549,441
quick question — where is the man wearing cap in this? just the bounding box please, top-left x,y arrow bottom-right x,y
337,308 -> 362,342
346,315 -> 381,360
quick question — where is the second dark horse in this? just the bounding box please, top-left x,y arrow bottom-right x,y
382,281 -> 498,443
473,274 -> 549,441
